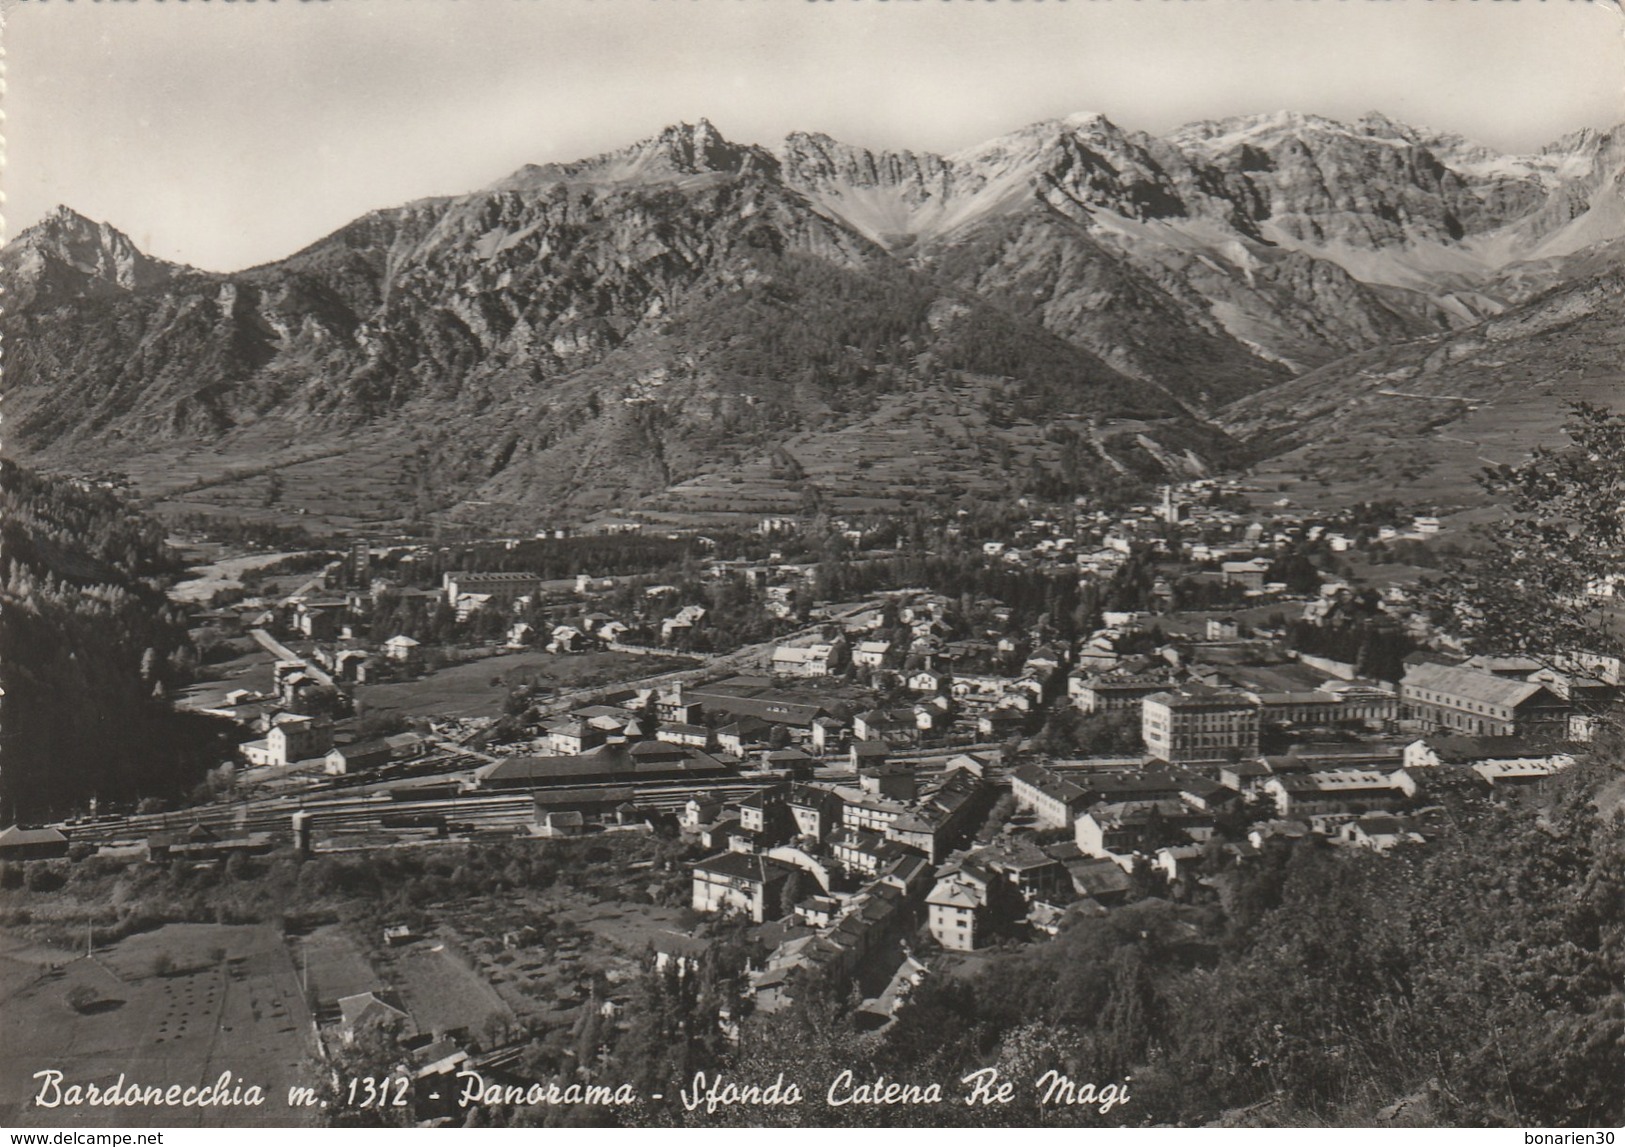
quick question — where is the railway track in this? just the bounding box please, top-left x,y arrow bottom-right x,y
56,776 -> 781,846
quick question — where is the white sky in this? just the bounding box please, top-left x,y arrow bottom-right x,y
4,0 -> 1621,271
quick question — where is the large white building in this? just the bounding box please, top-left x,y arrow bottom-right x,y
1141,686 -> 1260,764
772,643 -> 841,678
927,871 -> 989,951
240,714 -> 333,767
691,852 -> 797,923
1399,662 -> 1569,739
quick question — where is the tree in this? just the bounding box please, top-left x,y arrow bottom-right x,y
66,985 -> 101,1013
779,868 -> 805,919
1422,403 -> 1625,658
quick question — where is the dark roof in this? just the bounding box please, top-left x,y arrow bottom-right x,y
788,784 -> 840,809
1353,815 -> 1407,835
692,851 -> 793,884
630,739 -> 689,758
573,704 -> 638,720
971,839 -> 1058,872
738,786 -> 788,811
651,930 -> 711,959
881,853 -> 930,879
331,739 -> 392,759
1417,734 -> 1554,763
766,747 -> 814,762
659,722 -> 712,738
717,716 -> 774,737
1011,763 -> 1090,805
682,679 -> 834,726
1145,684 -> 1258,710
484,744 -> 733,786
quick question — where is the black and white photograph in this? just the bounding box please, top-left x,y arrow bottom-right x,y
1,0 -> 1623,1134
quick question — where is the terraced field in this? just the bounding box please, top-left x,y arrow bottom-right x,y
0,923 -> 319,1128
636,384 -> 1115,528
114,424 -> 423,534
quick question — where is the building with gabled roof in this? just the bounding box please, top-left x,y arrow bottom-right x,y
1263,769 -> 1415,817
1472,757 -> 1574,789
383,634 -> 421,662
926,877 -> 985,952
1075,799 -> 1214,870
1010,763 -> 1091,829
691,851 -> 800,922
336,991 -> 410,1042
1403,734 -> 1570,771
324,740 -> 393,776
716,716 -> 774,756
1338,814 -> 1425,853
478,742 -> 735,790
683,676 -> 838,729
1400,662 -> 1568,739
772,642 -> 843,678
0,825 -> 70,861
852,640 -> 893,669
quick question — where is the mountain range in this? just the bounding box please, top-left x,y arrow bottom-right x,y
4,111 -> 1622,529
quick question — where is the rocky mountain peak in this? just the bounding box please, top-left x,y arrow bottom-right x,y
637,118 -> 765,175
496,119 -> 779,191
2,205 -> 181,308
5,109 -> 1622,530
1058,110 -> 1126,140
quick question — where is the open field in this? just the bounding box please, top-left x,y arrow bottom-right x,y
428,870 -> 694,1027
557,898 -> 695,957
377,938 -> 512,1040
291,924 -> 378,1014
356,649 -> 697,719
175,640 -> 277,712
0,923 -> 318,1128
167,547 -> 322,605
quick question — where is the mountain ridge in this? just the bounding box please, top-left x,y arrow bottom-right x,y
5,110 -> 1622,528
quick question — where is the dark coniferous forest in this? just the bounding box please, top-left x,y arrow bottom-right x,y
0,460 -> 236,820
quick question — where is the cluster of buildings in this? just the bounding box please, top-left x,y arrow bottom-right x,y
679,762 -> 992,1014
1066,627 -> 1607,768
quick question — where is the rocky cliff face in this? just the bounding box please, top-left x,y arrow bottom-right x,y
4,114 -> 1621,523
1,206 -> 184,310
782,111 -> 1625,380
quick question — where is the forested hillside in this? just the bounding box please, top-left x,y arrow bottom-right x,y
0,461 -> 235,819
